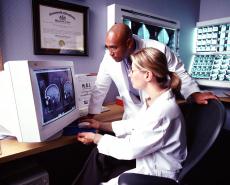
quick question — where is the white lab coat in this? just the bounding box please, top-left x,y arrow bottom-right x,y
88,35 -> 200,119
98,90 -> 187,185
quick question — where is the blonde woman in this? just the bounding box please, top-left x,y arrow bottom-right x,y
73,48 -> 187,185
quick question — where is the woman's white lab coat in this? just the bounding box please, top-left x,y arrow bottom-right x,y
97,90 -> 187,185
88,35 -> 199,119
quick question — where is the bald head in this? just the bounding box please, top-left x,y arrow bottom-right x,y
105,23 -> 135,62
107,23 -> 133,43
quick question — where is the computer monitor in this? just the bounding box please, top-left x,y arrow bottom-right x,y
0,60 -> 80,142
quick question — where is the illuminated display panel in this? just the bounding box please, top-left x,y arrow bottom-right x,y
107,4 -> 180,55
196,24 -> 230,52
123,18 -> 178,54
189,17 -> 230,89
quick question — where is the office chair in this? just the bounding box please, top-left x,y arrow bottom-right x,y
118,99 -> 226,185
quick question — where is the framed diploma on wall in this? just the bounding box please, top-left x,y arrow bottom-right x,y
32,0 -> 89,56
0,49 -> 3,71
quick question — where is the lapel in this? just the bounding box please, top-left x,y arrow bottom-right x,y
120,60 -> 130,92
120,61 -> 142,105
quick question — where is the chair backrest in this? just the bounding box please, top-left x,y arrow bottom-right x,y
178,99 -> 226,182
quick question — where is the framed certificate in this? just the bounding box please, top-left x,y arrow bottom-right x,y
32,0 -> 89,56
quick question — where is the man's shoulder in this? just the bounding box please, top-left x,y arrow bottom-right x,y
145,39 -> 166,49
102,51 -> 118,64
101,52 -> 122,69
133,35 -> 167,51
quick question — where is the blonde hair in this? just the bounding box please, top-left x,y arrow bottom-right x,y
130,47 -> 181,94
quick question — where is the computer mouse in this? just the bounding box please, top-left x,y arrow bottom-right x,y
78,122 -> 90,128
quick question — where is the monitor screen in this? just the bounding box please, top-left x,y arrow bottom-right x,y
35,68 -> 76,125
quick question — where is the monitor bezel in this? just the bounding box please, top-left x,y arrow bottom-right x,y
28,61 -> 79,141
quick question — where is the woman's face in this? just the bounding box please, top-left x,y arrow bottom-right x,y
129,63 -> 147,90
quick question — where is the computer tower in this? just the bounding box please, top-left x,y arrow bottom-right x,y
0,161 -> 49,185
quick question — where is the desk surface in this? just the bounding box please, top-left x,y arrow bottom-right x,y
219,97 -> 230,103
0,104 -> 124,164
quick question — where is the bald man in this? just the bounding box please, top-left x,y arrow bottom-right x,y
88,23 -> 217,119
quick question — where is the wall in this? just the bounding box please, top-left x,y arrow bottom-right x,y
199,0 -> 230,21
0,0 -> 200,103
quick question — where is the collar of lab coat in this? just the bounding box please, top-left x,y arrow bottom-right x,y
133,34 -> 143,50
144,89 -> 174,110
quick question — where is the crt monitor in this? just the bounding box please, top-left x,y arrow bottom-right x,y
0,60 -> 80,142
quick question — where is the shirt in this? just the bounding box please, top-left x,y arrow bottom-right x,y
124,57 -> 140,102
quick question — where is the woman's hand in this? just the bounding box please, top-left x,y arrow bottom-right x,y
77,132 -> 96,144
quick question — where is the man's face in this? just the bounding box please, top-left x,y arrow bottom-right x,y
105,32 -> 129,62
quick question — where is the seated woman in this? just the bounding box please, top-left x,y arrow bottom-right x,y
74,47 -> 187,185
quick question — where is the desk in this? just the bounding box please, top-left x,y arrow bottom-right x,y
0,104 -> 124,164
219,97 -> 230,103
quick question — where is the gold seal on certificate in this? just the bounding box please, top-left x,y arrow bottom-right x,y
59,40 -> 65,47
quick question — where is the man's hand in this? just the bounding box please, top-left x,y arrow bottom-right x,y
79,114 -> 95,120
80,119 -> 100,129
190,92 -> 218,104
87,114 -> 96,118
